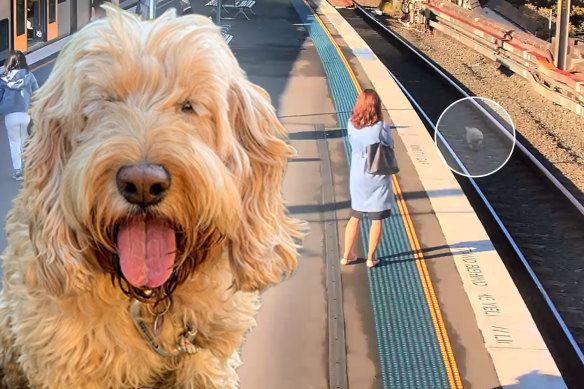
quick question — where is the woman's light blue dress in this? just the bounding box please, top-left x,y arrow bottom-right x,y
348,119 -> 396,213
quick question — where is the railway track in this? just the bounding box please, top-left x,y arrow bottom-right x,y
338,5 -> 584,386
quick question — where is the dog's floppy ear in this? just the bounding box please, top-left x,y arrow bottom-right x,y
226,78 -> 305,292
20,41 -> 94,298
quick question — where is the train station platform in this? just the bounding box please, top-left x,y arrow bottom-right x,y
0,0 -> 568,388
212,1 -> 567,388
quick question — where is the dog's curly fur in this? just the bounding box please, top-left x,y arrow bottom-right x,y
0,5 -> 303,388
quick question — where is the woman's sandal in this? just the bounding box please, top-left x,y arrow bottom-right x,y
366,258 -> 380,268
340,254 -> 357,266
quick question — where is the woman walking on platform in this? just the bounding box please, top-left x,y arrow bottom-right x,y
0,51 -> 39,181
341,89 -> 396,268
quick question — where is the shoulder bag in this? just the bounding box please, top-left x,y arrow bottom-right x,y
366,124 -> 399,176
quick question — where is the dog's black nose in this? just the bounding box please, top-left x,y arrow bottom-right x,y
116,163 -> 170,207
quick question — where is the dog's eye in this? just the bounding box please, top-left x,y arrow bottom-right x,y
105,96 -> 120,103
181,101 -> 195,114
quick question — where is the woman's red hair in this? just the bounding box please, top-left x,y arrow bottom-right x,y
350,89 -> 382,130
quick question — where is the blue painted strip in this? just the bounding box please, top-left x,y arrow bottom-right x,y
289,1 -> 451,388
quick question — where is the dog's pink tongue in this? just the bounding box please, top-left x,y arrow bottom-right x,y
117,217 -> 176,288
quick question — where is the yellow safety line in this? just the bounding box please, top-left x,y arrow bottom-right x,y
304,0 -> 363,94
31,57 -> 57,73
305,2 -> 463,387
393,175 -> 463,389
392,186 -> 457,388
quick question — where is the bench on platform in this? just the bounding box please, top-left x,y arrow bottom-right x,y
205,0 -> 234,16
206,0 -> 256,20
206,16 -> 234,44
222,32 -> 234,44
232,0 -> 255,20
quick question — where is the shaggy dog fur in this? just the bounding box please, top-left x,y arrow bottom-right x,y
0,5 -> 303,388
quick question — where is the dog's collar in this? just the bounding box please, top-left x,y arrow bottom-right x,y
130,300 -> 199,357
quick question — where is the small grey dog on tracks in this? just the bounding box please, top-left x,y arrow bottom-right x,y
465,126 -> 484,152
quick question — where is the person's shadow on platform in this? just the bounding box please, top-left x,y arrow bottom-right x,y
491,370 -> 566,389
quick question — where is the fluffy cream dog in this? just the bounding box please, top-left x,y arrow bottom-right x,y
0,5 -> 303,388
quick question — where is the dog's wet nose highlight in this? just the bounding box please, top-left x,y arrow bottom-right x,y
116,163 -> 170,207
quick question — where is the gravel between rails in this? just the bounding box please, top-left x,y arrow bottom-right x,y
354,1 -> 584,203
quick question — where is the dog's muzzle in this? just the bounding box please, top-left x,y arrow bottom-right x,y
114,163 -> 177,289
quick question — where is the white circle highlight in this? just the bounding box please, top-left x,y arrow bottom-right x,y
434,97 -> 516,178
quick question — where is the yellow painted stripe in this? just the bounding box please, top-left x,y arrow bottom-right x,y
392,187 -> 457,388
31,57 -> 57,73
306,2 -> 463,387
304,0 -> 363,94
393,175 -> 463,389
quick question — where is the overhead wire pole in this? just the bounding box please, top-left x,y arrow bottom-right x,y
216,0 -> 221,25
555,0 -> 571,70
